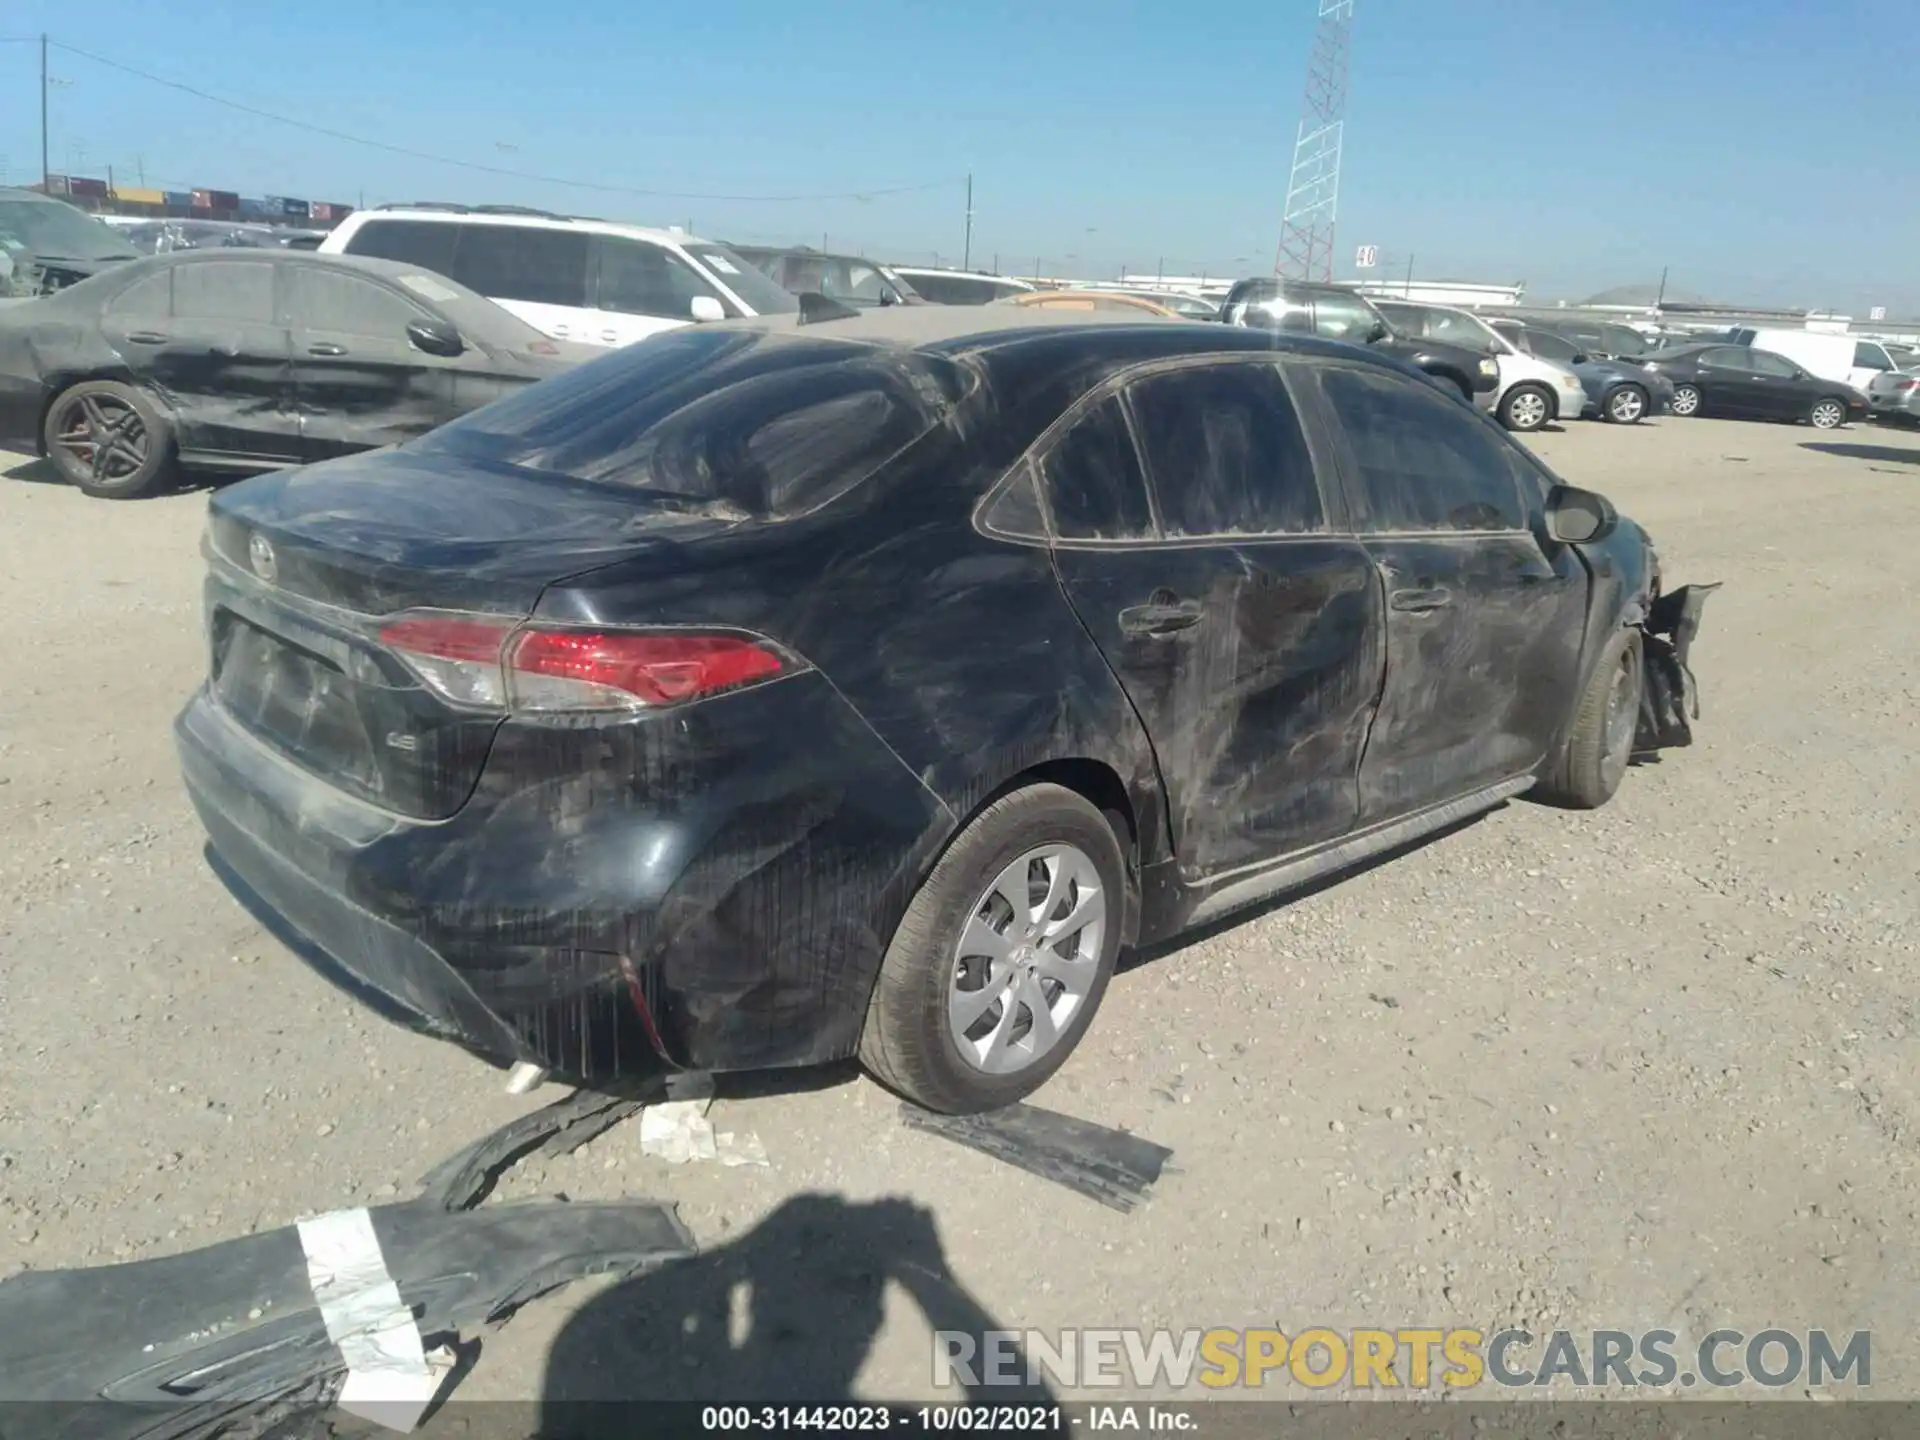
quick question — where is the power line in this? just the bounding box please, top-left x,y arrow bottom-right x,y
45,38 -> 962,204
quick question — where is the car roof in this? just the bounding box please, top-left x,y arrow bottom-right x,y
141,249 -> 443,283
890,265 -> 1032,283
344,206 -> 700,248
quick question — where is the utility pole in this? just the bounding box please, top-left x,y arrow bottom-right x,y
1655,266 -> 1669,307
107,163 -> 115,198
963,171 -> 974,271
1276,0 -> 1357,281
1403,252 -> 1414,298
136,154 -> 145,186
39,34 -> 50,192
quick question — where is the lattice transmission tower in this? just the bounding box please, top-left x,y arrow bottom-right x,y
1274,0 -> 1355,281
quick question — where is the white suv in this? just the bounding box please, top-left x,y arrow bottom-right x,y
318,204 -> 799,348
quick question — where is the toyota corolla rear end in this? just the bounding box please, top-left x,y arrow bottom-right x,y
175,328 -> 960,1084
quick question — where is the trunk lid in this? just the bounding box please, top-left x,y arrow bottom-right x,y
201,448 -> 742,819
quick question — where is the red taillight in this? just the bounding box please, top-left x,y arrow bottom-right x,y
1895,379 -> 1918,392
509,631 -> 783,711
378,611 -> 785,714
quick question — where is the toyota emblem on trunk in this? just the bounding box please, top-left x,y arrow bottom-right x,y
248,534 -> 278,582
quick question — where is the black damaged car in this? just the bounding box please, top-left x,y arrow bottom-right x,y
0,249 -> 594,499
176,307 -> 1714,1113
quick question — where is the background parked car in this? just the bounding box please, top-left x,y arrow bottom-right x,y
888,266 -> 1038,305
174,307 -> 1682,1113
1512,317 -> 1651,361
993,290 -> 1182,317
1492,319 -> 1677,424
321,203 -> 798,348
730,245 -> 925,307
1638,344 -> 1867,428
0,250 -> 596,498
1065,284 -> 1219,320
0,186 -> 140,296
1866,369 -> 1920,424
1376,299 -> 1586,432
1219,278 -> 1500,408
1726,327 -> 1902,392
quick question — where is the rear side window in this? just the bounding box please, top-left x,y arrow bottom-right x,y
106,269 -> 171,316
1315,365 -> 1525,533
1700,347 -> 1748,370
1854,341 -> 1892,370
340,219 -> 459,277
1748,350 -> 1798,379
1523,329 -> 1581,363
416,327 -> 960,518
453,225 -> 589,308
170,261 -> 276,323
1125,363 -> 1323,535
288,268 -> 426,336
1040,396 -> 1154,541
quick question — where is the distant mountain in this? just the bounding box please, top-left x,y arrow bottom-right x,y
1580,283 -> 1711,307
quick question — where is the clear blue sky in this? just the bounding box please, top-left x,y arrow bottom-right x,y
3,0 -> 1916,312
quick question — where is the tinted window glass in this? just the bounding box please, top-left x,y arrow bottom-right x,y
1524,329 -> 1581,363
106,269 -> 171,316
594,237 -> 719,319
170,261 -> 276,323
417,327 -> 960,515
1310,291 -> 1380,341
1041,396 -> 1154,540
1126,363 -> 1323,535
1600,325 -> 1647,357
1853,341 -> 1891,370
289,267 -> 425,336
684,244 -> 800,314
1749,350 -> 1799,378
901,272 -> 997,305
980,463 -> 1046,539
1316,365 -> 1525,533
341,219 -> 459,276
1700,347 -> 1748,370
452,225 -> 589,307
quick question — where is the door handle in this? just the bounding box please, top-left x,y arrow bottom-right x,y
1390,587 -> 1453,614
307,342 -> 348,357
124,331 -> 168,344
1119,594 -> 1206,637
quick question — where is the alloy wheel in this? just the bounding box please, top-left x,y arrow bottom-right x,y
1608,387 -> 1646,423
948,844 -> 1106,1075
1670,386 -> 1701,416
1508,390 -> 1549,430
1811,400 -> 1845,429
53,392 -> 150,485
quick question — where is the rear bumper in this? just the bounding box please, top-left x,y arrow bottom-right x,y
0,372 -> 44,452
1869,393 -> 1920,418
176,673 -> 951,1083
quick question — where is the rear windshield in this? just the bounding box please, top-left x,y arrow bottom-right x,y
415,326 -> 964,518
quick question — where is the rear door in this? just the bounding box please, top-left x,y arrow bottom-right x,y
446,223 -> 594,344
590,235 -> 722,346
102,258 -> 299,463
1301,360 -> 1587,821
1045,358 -> 1383,882
284,263 -> 456,460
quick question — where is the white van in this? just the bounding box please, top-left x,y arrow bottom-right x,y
1730,328 -> 1897,392
318,205 -> 799,348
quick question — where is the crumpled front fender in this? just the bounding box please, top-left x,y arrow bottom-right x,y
1637,581 -> 1722,751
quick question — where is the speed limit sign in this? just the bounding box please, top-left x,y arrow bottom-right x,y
1354,245 -> 1379,268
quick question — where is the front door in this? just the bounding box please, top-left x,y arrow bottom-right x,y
283,263 -> 456,462
589,235 -> 719,348
1302,361 -> 1588,821
103,258 -> 298,463
1743,347 -> 1818,418
1043,361 -> 1385,883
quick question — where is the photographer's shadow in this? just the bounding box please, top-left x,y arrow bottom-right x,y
538,1192 -> 1050,1433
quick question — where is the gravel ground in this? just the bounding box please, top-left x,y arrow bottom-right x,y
0,414 -> 1915,1410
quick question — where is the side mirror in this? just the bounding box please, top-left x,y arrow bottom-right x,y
1367,319 -> 1389,343
405,318 -> 465,357
878,287 -> 901,307
689,295 -> 726,323
1545,484 -> 1617,545
1572,352 -> 1590,365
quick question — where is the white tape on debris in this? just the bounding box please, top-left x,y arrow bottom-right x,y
297,1208 -> 449,1433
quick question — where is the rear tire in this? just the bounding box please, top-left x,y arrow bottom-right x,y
42,380 -> 176,499
1669,383 -> 1702,417
860,783 -> 1124,1114
1808,397 -> 1848,430
1604,384 -> 1648,424
1499,383 -> 1553,432
1533,630 -> 1644,811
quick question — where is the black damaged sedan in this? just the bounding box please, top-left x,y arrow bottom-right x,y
176,308 -> 1714,1113
0,250 -> 591,498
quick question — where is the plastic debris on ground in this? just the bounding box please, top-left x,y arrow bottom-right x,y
899,1101 -> 1173,1213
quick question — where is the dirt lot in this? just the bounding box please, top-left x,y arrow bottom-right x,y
1,414 -> 1916,1408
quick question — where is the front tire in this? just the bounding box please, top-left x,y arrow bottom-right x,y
1533,630 -> 1644,811
42,380 -> 176,499
1499,383 -> 1553,432
1669,383 -> 1702,417
860,783 -> 1124,1114
1604,384 -> 1648,424
1808,397 -> 1848,430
